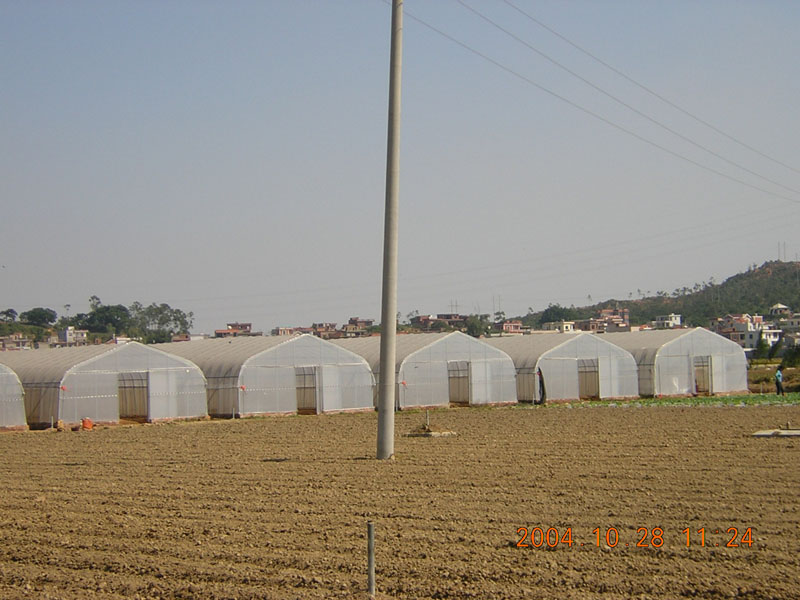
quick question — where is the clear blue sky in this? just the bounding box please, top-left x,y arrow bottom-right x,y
2,1 -> 799,333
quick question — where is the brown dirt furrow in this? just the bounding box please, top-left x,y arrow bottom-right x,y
0,405 -> 798,599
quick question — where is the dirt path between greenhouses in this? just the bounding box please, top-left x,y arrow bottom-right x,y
0,404 -> 798,599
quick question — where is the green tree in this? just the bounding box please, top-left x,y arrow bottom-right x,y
753,331 -> 769,360
0,308 -> 17,323
19,307 -> 57,327
83,304 -> 131,334
429,320 -> 453,332
768,337 -> 783,360
99,306 -> 130,333
781,347 -> 800,368
538,303 -> 573,327
465,314 -> 491,338
128,301 -> 194,343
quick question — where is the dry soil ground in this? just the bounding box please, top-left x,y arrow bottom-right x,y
1,403 -> 798,599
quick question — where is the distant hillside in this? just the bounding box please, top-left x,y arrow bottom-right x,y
520,261 -> 800,328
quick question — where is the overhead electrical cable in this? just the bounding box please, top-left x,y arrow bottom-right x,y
501,0 -> 800,177
456,0 -> 800,199
400,5 -> 800,206
162,204 -> 797,314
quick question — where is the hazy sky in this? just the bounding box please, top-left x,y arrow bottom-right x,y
2,1 -> 799,334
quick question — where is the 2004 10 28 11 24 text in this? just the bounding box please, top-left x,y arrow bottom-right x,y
516,526 -> 754,549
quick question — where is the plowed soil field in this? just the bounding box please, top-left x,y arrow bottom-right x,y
1,404 -> 798,599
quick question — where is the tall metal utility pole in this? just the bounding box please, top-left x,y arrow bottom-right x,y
377,0 -> 403,460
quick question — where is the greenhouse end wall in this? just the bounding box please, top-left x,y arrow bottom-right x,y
397,333 -> 517,409
604,329 -> 748,397
0,367 -> 27,431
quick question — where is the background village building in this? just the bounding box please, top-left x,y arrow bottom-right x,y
156,335 -> 374,417
653,314 -> 683,329
214,322 -> 262,338
779,312 -> 800,332
0,363 -> 27,431
0,332 -> 32,351
709,314 -> 783,352
541,321 -> 575,333
486,333 -> 639,403
495,320 -> 524,334
602,328 -> 748,397
268,319 -> 375,339
333,332 -> 517,410
341,317 -> 374,337
310,323 -> 339,339
0,342 -> 208,428
769,303 -> 792,317
57,326 -> 89,346
409,313 -> 469,332
782,331 -> 800,349
573,307 -> 631,334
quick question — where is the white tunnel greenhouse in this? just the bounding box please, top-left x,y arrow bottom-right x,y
0,363 -> 27,431
486,333 -> 640,403
155,334 -> 375,417
602,328 -> 749,397
333,332 -> 517,410
0,342 -> 208,428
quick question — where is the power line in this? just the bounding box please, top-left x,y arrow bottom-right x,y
456,0 -> 800,199
501,0 -> 800,177
401,5 -> 800,206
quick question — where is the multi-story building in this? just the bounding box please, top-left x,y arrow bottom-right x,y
597,306 -> 631,332
215,322 -> 262,338
435,313 -> 467,329
574,318 -> 605,333
311,323 -> 340,339
741,327 -> 782,350
171,333 -> 208,342
542,321 -> 575,333
783,331 -> 800,348
58,326 -> 89,346
769,303 -> 792,317
710,314 -> 781,350
495,320 -> 523,335
340,317 -> 375,338
270,326 -> 298,336
571,306 -> 631,334
779,313 -> 800,332
653,314 -> 683,329
0,332 -> 33,351
409,314 -> 436,329
348,317 -> 374,330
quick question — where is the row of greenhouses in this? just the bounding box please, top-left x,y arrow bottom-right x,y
0,329 -> 748,430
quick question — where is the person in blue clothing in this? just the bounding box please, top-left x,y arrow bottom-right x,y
775,366 -> 785,396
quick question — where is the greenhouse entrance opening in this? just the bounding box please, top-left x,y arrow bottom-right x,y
118,371 -> 149,421
578,359 -> 600,400
447,360 -> 470,405
693,356 -> 712,395
295,366 -> 318,414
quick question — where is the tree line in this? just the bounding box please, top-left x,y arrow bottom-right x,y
0,296 -> 193,344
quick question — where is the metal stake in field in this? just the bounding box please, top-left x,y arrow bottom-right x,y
367,521 -> 376,595
377,0 -> 403,460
